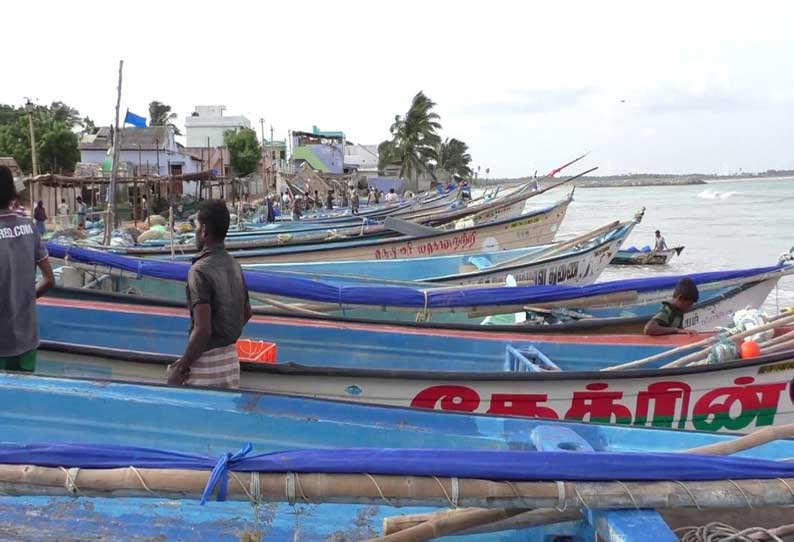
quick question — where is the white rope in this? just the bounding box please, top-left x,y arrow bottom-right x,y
451,476 -> 459,508
128,466 -> 158,497
285,472 -> 296,506
555,480 -> 568,511
61,467 -> 80,494
364,473 -> 392,506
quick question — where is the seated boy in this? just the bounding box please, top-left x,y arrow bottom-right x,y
644,278 -> 699,336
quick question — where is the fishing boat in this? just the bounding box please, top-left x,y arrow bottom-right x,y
36,287 -> 794,435
109,177 -> 578,257
1,371 -> 794,541
611,245 -> 685,265
238,218 -> 637,285
71,194 -> 575,264
46,240 -> 794,328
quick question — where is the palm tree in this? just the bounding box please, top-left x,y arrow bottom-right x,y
436,138 -> 472,178
378,91 -> 442,189
148,101 -> 181,135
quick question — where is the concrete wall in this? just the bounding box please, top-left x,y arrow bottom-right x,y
80,149 -> 202,177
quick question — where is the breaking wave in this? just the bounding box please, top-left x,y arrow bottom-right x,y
698,189 -> 737,200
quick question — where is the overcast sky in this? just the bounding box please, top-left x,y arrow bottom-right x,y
4,0 -> 793,177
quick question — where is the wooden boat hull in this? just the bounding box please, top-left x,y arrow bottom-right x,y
240,222 -> 635,285
35,291 -> 794,435
1,370 -> 793,541
611,247 -> 684,265
38,339 -> 794,436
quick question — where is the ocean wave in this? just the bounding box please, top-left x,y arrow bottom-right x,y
698,189 -> 738,200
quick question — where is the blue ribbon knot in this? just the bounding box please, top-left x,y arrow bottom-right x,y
200,442 -> 253,504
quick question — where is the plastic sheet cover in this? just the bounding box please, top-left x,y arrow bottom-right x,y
2,443 -> 794,482
47,243 -> 787,309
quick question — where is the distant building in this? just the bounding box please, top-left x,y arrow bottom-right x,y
291,126 -> 346,175
185,105 -> 251,148
79,126 -> 202,178
344,143 -> 379,179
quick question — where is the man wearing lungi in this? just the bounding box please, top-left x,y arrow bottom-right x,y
167,200 -> 252,388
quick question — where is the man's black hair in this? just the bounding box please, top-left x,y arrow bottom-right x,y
655,230 -> 661,235
0,165 -> 16,209
673,277 -> 699,302
197,199 -> 230,239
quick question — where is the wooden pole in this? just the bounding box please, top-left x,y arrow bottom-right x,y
603,310 -> 794,371
0,468 -> 793,510
105,59 -> 124,245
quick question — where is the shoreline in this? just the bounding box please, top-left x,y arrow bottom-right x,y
480,173 -> 794,188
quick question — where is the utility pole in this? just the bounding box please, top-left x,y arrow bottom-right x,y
105,59 -> 124,245
23,99 -> 39,210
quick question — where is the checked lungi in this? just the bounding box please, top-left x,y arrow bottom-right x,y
186,344 -> 240,388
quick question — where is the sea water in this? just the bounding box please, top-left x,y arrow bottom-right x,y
523,177 -> 794,313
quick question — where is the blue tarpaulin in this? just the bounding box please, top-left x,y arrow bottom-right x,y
2,442 -> 794,482
46,242 -> 787,309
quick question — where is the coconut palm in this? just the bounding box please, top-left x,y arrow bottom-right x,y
148,101 -> 181,135
436,137 -> 472,178
378,91 -> 442,189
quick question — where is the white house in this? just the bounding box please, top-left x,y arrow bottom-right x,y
185,105 -> 251,148
344,143 -> 379,179
80,126 -> 203,178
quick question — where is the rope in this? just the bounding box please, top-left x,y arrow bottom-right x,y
128,466 -> 159,497
777,478 -> 794,502
364,473 -> 392,506
673,480 -> 702,510
555,480 -> 567,511
727,479 -> 754,509
294,473 -> 315,505
61,467 -> 80,494
615,480 -> 639,510
675,522 -> 786,542
432,476 -> 456,508
416,289 -> 430,322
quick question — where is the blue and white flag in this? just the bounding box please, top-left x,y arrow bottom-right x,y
124,110 -> 147,128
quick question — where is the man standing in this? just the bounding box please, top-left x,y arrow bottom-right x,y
0,166 -> 55,372
167,200 -> 251,388
57,198 -> 69,230
76,196 -> 87,229
654,230 -> 668,251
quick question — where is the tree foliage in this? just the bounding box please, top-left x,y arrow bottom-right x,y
148,100 -> 182,135
378,91 -> 442,187
0,102 -> 82,174
435,138 -> 472,177
224,128 -> 261,177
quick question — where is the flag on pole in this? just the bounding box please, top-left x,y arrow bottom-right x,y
124,110 -> 147,128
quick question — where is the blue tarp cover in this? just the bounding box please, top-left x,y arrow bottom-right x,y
3,443 -> 794,482
47,243 -> 787,309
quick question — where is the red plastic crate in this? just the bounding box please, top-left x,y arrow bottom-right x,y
236,339 -> 277,364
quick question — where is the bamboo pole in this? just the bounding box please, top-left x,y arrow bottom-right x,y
662,314 -> 794,369
372,508 -> 523,542
1,467 -> 794,510
686,424 -> 794,456
104,59 -> 124,246
383,508 -> 583,538
603,311 -> 794,371
381,423 -> 794,539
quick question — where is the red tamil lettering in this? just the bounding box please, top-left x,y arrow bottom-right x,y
634,381 -> 691,429
564,383 -> 632,424
411,385 -> 480,412
487,393 -> 558,419
692,377 -> 788,432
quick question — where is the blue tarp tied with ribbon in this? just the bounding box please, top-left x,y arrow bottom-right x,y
46,242 -> 788,309
2,443 -> 794,503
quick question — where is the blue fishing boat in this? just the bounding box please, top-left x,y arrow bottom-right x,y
1,371 -> 793,540
36,288 -> 794,435
46,240 -> 794,329
239,219 -> 636,284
